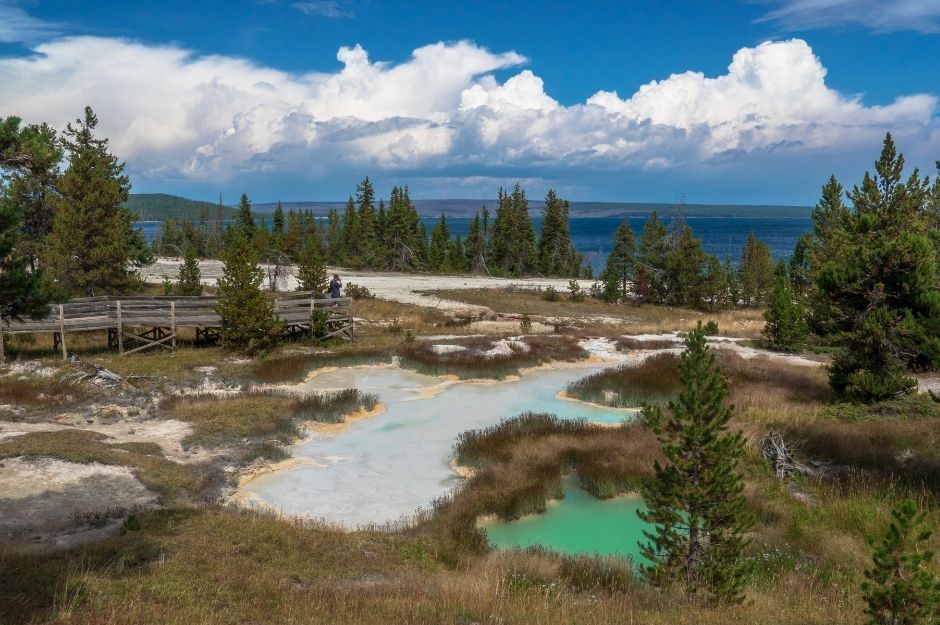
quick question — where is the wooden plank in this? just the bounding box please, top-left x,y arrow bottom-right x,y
117,301 -> 124,354
171,302 -> 176,350
58,304 -> 67,360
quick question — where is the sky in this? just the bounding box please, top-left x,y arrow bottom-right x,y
1,0 -> 939,205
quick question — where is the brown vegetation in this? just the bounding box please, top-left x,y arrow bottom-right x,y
566,353 -> 682,407
397,335 -> 587,379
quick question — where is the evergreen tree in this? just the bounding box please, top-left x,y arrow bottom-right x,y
385,186 -> 422,271
270,201 -> 285,253
341,196 -> 359,261
356,177 -> 376,263
789,232 -> 813,299
44,107 -> 144,296
284,209 -> 302,259
0,117 -> 55,321
235,193 -> 255,235
466,211 -> 488,273
763,260 -> 807,351
215,231 -> 275,353
813,135 -> 940,401
296,240 -> 328,294
723,258 -> 742,308
428,213 -> 451,272
632,264 -> 652,305
639,211 -> 669,302
603,220 -> 636,300
664,223 -> 707,308
446,234 -> 467,273
176,245 -> 202,296
738,232 -> 775,307
538,189 -> 576,276
639,324 -> 752,603
862,499 -> 940,625
512,183 -> 537,275
0,117 -> 61,271
701,255 -> 727,311
325,208 -> 342,261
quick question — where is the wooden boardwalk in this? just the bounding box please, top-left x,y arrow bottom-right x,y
0,292 -> 353,362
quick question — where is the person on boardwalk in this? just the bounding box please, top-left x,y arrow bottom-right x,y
329,274 -> 342,299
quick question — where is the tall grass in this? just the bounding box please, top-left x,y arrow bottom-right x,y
248,347 -> 394,383
566,353 -> 682,407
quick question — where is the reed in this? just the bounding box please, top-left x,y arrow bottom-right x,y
566,352 -> 682,407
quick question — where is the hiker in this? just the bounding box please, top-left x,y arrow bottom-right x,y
329,274 -> 342,299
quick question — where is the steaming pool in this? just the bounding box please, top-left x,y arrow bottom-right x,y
240,347 -> 649,555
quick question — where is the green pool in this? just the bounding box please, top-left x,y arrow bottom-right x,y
480,474 -> 650,564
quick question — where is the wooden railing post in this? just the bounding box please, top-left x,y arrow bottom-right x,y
116,300 -> 124,354
58,304 -> 67,360
170,301 -> 176,350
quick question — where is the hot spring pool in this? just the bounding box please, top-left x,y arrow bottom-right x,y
240,359 -> 640,528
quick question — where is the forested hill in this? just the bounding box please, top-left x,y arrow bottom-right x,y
124,193 -> 234,220
253,199 -> 811,218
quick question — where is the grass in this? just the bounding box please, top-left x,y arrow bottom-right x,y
431,287 -> 768,337
161,388 -> 380,447
247,347 -> 394,384
397,335 -> 588,379
566,353 -> 683,407
616,336 -> 680,350
0,372 -> 96,413
0,430 -> 219,503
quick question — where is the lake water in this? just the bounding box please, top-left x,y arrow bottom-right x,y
240,357 -> 639,528
136,215 -> 811,274
481,473 -> 649,563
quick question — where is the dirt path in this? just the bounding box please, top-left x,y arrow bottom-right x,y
142,258 -> 588,315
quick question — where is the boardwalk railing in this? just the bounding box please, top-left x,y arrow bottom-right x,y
0,293 -> 353,362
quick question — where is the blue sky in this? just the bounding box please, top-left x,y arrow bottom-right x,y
1,0 -> 939,205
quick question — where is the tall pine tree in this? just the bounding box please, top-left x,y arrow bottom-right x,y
603,219 -> 636,300
215,232 -> 275,353
176,245 -> 202,296
639,323 -> 752,603
45,107 -> 145,296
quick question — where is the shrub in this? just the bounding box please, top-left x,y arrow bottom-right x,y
541,286 -> 560,302
568,280 -> 586,302
344,282 -> 374,299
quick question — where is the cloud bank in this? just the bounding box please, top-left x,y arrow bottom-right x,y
0,35 -> 936,193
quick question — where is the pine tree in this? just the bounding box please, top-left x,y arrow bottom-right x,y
466,211 -> 488,273
446,235 -> 467,273
639,323 -> 752,603
176,245 -> 202,296
814,134 -> 940,401
0,117 -> 61,271
738,232 -> 775,307
538,189 -> 576,276
0,117 -> 54,321
428,213 -> 450,272
235,193 -> 255,235
0,205 -> 49,321
296,240 -> 328,294
665,222 -> 707,308
639,211 -> 669,302
862,499 -> 940,625
325,208 -> 342,261
341,196 -> 359,261
356,177 -> 376,263
284,209 -> 302,259
44,107 -> 144,296
215,232 -> 275,353
603,219 -> 636,300
763,260 -> 807,351
632,264 -> 652,305
701,254 -> 726,312
270,201 -> 285,254
789,232 -> 813,299
512,183 -> 537,275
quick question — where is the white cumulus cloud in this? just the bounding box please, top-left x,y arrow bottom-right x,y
0,35 -> 936,187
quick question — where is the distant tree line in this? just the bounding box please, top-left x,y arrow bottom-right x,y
154,179 -> 589,279
595,211 -> 775,312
